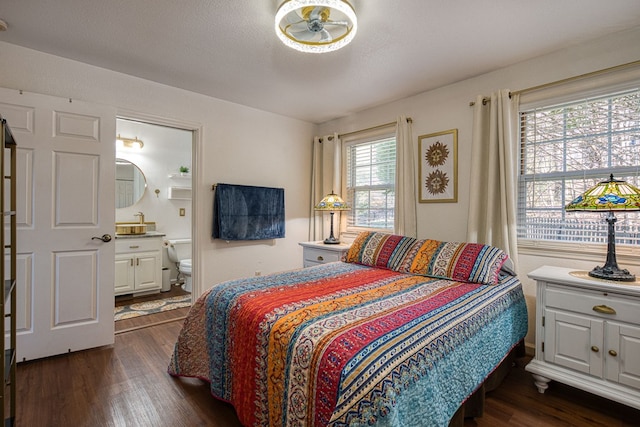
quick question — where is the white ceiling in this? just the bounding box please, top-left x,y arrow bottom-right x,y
1,1 -> 639,124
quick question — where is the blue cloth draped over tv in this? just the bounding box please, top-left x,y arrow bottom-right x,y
213,183 -> 285,240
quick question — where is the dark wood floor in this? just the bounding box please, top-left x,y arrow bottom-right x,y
17,311 -> 640,426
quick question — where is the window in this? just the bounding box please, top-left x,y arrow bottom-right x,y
518,88 -> 640,246
344,135 -> 396,231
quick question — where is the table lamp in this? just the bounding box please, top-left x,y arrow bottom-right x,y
314,191 -> 350,244
565,174 -> 640,282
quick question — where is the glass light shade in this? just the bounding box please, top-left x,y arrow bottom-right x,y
275,0 -> 357,53
566,174 -> 640,211
314,191 -> 350,211
565,174 -> 640,282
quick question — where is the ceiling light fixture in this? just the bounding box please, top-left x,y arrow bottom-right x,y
116,134 -> 144,150
275,0 -> 357,54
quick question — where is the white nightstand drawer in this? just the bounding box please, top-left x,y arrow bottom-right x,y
299,241 -> 351,268
546,284 -> 640,324
304,247 -> 342,264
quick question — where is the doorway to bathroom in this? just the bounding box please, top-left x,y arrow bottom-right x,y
114,117 -> 194,332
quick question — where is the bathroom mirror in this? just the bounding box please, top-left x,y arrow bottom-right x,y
115,158 -> 147,208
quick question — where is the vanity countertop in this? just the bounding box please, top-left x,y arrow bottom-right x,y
115,231 -> 166,239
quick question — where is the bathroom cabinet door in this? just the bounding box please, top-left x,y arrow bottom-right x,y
115,254 -> 136,295
133,252 -> 161,292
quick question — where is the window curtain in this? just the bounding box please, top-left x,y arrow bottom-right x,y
395,116 -> 417,237
309,133 -> 340,241
467,90 -> 520,272
309,136 -> 323,241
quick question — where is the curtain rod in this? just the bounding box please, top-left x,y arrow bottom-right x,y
321,117 -> 413,142
468,59 -> 640,106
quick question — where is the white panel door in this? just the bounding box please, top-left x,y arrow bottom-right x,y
0,88 -> 116,361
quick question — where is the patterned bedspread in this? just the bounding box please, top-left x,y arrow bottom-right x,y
168,262 -> 527,427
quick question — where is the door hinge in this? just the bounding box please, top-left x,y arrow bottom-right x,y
542,316 -> 545,327
541,342 -> 544,352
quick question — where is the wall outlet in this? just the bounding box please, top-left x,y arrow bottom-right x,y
255,271 -> 261,276
179,208 -> 186,216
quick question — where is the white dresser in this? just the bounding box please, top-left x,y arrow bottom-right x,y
526,265 -> 640,410
115,234 -> 164,296
299,241 -> 351,267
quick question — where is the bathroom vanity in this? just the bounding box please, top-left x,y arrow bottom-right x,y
115,232 -> 165,296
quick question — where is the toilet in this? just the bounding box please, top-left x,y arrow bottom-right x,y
166,238 -> 192,292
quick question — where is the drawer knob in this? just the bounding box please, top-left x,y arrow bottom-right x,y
317,256 -> 324,261
129,245 -> 140,249
591,346 -> 599,353
609,350 -> 618,357
592,305 -> 616,315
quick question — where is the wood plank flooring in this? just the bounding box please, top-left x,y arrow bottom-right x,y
17,314 -> 640,426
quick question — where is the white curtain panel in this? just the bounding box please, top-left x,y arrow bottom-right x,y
309,133 -> 341,241
309,136 -> 324,241
467,90 -> 520,272
395,116 -> 417,237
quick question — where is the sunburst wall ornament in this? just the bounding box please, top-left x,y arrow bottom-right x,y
275,0 -> 357,53
425,170 -> 450,195
425,141 -> 449,167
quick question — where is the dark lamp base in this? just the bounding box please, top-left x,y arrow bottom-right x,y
588,265 -> 636,282
323,237 -> 341,245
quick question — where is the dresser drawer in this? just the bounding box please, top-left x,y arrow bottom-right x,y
304,247 -> 342,264
115,237 -> 162,254
546,284 -> 640,324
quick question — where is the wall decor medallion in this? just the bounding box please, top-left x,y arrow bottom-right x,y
419,129 -> 458,203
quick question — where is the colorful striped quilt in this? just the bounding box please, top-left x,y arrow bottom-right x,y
168,262 -> 527,427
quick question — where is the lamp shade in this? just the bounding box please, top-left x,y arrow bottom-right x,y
314,191 -> 350,211
566,174 -> 640,211
275,0 -> 357,54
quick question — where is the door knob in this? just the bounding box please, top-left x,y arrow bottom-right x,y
92,234 -> 112,242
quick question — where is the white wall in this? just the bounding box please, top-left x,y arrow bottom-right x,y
316,27 -> 640,349
0,41 -> 316,294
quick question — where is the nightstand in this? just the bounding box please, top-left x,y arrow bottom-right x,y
526,265 -> 640,410
299,241 -> 351,267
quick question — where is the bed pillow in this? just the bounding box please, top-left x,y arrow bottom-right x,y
344,231 -> 510,285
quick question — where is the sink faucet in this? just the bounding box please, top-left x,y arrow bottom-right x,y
134,212 -> 145,224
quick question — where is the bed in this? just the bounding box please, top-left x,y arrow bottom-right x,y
168,231 -> 528,426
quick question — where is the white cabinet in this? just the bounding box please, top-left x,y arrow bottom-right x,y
299,241 -> 350,267
115,236 -> 162,296
526,266 -> 640,410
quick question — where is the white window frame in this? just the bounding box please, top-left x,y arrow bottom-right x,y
516,65 -> 640,267
340,126 -> 396,238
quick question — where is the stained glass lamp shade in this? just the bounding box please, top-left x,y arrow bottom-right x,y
565,174 -> 640,282
314,191 -> 350,244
